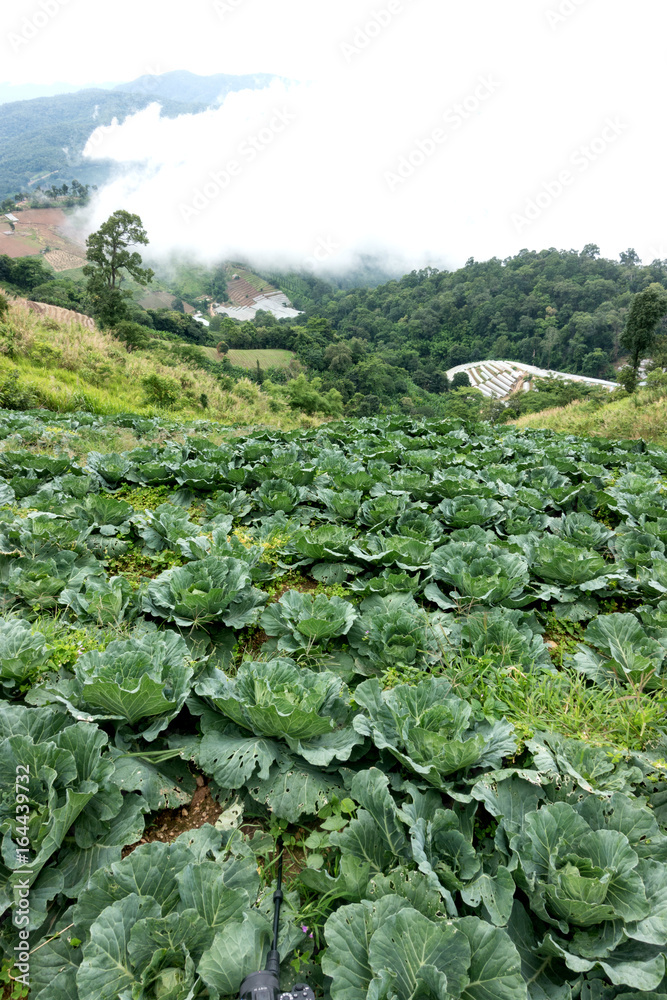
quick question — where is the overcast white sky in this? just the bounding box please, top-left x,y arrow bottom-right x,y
1,0 -> 666,274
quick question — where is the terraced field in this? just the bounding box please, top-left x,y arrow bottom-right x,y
0,207 -> 86,268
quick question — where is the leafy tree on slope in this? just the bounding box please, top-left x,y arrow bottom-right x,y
83,210 -> 154,326
619,282 -> 667,390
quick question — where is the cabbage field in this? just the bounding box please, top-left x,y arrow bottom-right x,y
0,408 -> 666,1000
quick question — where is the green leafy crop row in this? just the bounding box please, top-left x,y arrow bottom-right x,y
0,408 -> 665,1000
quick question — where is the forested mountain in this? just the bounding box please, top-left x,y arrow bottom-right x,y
0,90 -> 207,198
4,226 -> 665,419
270,245 -> 667,389
197,246 -> 667,413
0,71 -> 280,199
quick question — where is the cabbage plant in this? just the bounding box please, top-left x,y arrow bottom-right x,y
353,677 -> 516,786
0,617 -> 50,694
508,798 -> 667,989
572,612 -> 667,690
59,575 -> 140,626
347,593 -> 446,671
434,496 -> 504,529
254,477 -> 303,513
143,556 -> 267,627
133,501 -> 201,553
290,524 -> 357,562
28,828 -> 307,1000
260,589 -> 357,651
0,711 -> 118,904
425,551 -> 530,609
349,535 -> 434,572
195,657 -> 361,764
29,630 -> 194,739
323,898 -> 525,1000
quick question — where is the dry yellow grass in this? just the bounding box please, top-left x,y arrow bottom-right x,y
511,393 -> 667,446
0,300 -> 321,431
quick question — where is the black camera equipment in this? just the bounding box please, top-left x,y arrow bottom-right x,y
239,839 -> 315,1000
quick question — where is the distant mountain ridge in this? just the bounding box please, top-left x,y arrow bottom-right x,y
0,71 -> 280,200
114,70 -> 280,105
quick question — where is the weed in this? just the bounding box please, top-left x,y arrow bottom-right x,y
106,540 -> 186,586
28,614 -> 110,671
541,612 -> 585,663
114,484 -> 173,511
0,960 -> 29,1000
381,662 -> 430,688
446,656 -> 666,751
263,571 -> 353,604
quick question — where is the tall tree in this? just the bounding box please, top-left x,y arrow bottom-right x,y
619,248 -> 641,265
620,282 -> 667,390
83,210 -> 154,326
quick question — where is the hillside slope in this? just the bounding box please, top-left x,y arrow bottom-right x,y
0,299 -> 317,429
512,390 -> 667,445
288,249 -> 667,393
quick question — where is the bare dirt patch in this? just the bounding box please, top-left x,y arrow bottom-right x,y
3,208 -> 87,262
122,779 -> 223,856
0,233 -> 39,257
16,208 -> 67,226
226,275 -> 265,306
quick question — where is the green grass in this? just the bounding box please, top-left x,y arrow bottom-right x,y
203,347 -> 295,369
447,658 -> 667,751
375,615 -> 667,754
47,265 -> 86,281
512,389 -> 667,445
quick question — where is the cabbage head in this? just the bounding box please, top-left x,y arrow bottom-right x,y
143,556 -> 267,627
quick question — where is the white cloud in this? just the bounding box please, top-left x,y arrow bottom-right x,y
2,0 -> 667,270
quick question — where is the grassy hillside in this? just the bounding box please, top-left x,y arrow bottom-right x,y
0,299 -> 319,430
512,388 -> 667,445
